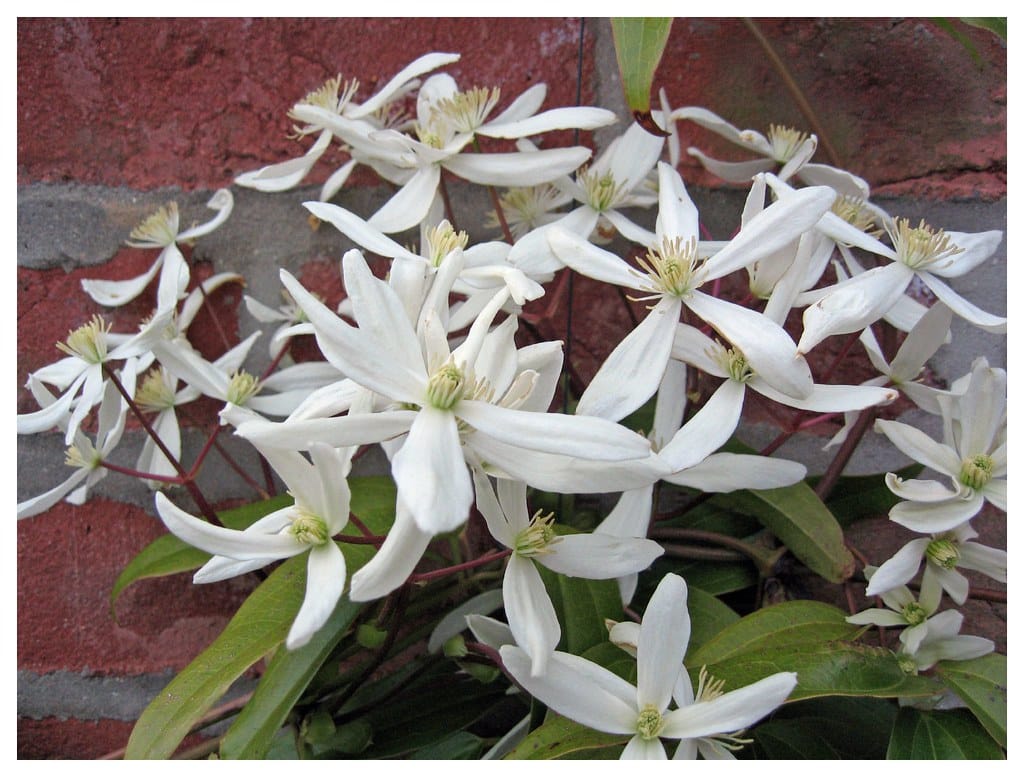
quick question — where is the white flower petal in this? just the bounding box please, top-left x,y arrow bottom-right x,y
540,534 -> 663,579
662,672 -> 797,741
889,493 -> 984,533
884,474 -> 961,503
686,291 -> 812,399
753,380 -> 897,413
305,201 -> 420,262
504,555 -> 561,677
155,493 -> 304,560
576,298 -> 679,421
655,162 -> 699,241
348,504 -> 432,602
499,646 -> 639,734
367,165 -> 442,234
874,419 -> 961,478
637,574 -> 689,711
546,227 -> 646,290
235,132 -> 332,192
918,272 -> 1006,333
479,107 -> 617,139
445,146 -> 592,187
392,406 -> 473,533
658,380 -> 745,472
621,736 -> 666,760
286,542 -> 347,650
456,400 -> 652,461
664,453 -> 805,492
686,147 -> 774,182
865,538 -> 929,596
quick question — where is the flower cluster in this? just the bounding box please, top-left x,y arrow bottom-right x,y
18,50 -> 1004,759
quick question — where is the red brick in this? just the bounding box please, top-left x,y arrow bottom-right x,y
18,18 -> 595,191
17,498 -> 256,675
655,19 -> 1005,199
17,717 -> 215,760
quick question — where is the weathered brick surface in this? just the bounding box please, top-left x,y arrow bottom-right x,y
17,17 -> 1006,759
17,498 -> 256,675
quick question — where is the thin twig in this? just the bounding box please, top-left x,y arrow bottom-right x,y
742,18 -> 842,168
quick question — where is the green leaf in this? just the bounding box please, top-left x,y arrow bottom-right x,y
357,665 -> 508,758
688,600 -> 860,666
684,586 -> 740,655
218,593 -> 366,759
125,554 -> 309,759
887,708 -> 1005,759
704,642 -> 942,702
610,18 -> 672,120
110,494 -> 293,607
750,696 -> 897,759
537,566 -> 623,656
960,17 -> 1007,40
716,483 -> 855,582
934,654 -> 1006,747
411,731 -> 484,759
347,476 -> 398,534
505,713 -> 627,760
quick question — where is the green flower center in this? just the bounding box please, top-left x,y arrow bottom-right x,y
888,218 -> 963,271
290,510 -> 330,546
129,202 -> 180,246
579,166 -> 624,212
425,221 -> 468,267
513,511 -> 560,558
901,602 -> 928,627
925,538 -> 961,570
135,368 -> 178,412
959,454 -> 994,490
425,360 -> 467,410
226,371 -> 261,406
896,653 -> 919,675
635,705 -> 665,741
635,236 -> 704,298
56,315 -> 110,364
767,124 -> 810,163
721,347 -> 755,383
65,442 -> 100,471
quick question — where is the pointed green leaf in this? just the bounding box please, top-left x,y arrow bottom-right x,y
751,696 -> 897,759
960,17 -> 1007,39
934,654 -> 1006,747
887,708 -> 1005,759
688,601 -> 860,666
110,494 -> 293,607
716,483 -> 855,582
125,554 -> 310,759
504,713 -> 628,760
611,18 -> 672,118
217,534 -> 384,759
702,641 -> 942,702
684,586 -> 740,654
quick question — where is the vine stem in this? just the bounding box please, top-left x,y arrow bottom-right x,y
409,549 -> 512,584
742,18 -> 842,168
813,405 -> 879,502
102,363 -> 221,525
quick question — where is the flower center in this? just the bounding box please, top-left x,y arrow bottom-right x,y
226,371 -> 262,406
425,220 -> 469,267
426,360 -> 467,410
578,166 -> 625,212
959,454 -> 994,490
896,653 -> 919,675
293,75 -> 359,115
831,195 -> 883,238
635,705 -> 665,741
634,236 -> 704,298
901,601 -> 928,627
695,666 -> 727,703
433,86 -> 501,135
65,442 -> 100,471
135,368 -> 177,412
56,315 -> 110,364
489,185 -> 562,238
129,203 -> 180,247
887,218 -> 964,271
767,124 -> 810,163
290,508 -> 330,546
718,346 -> 754,383
925,538 -> 961,570
513,510 -> 560,558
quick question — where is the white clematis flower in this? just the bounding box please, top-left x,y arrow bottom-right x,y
475,475 -> 663,677
154,441 -> 354,650
547,162 -> 833,422
501,573 -> 797,759
875,358 -> 1006,533
81,190 -> 233,311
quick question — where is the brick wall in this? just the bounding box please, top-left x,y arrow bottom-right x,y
16,17 -> 1006,758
